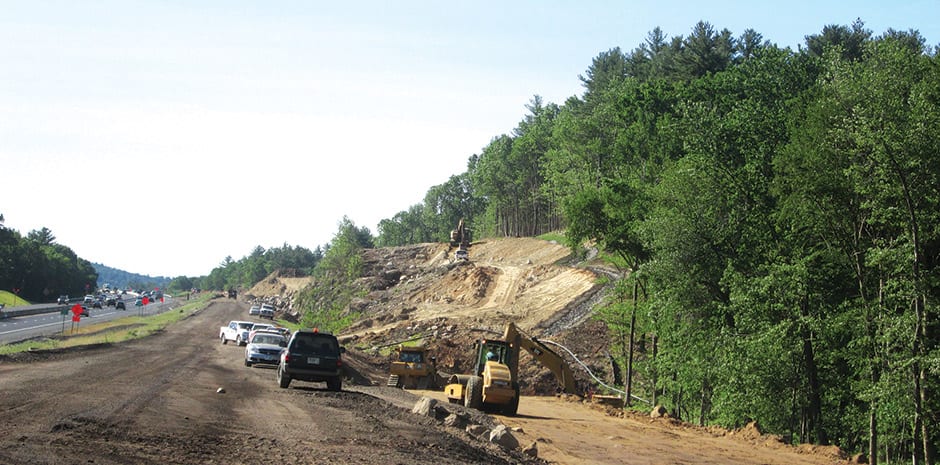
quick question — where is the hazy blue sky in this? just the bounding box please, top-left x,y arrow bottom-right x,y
2,1 -> 937,277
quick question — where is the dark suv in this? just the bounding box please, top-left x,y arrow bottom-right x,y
276,330 -> 344,391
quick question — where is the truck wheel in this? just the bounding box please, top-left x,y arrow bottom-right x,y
327,377 -> 342,392
236,335 -> 243,346
277,365 -> 291,388
221,335 -> 227,345
464,376 -> 483,410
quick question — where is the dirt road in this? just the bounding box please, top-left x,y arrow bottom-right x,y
0,297 -> 850,465
0,300 -> 529,465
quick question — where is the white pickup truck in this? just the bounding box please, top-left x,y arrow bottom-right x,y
220,320 -> 254,346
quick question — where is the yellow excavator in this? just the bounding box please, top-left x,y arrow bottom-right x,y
444,322 -> 577,415
450,218 -> 471,260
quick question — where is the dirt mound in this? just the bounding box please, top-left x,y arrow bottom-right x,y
245,269 -> 313,299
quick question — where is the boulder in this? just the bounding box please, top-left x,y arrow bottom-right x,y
522,441 -> 538,458
443,413 -> 466,429
488,425 -> 520,450
411,397 -> 437,417
650,405 -> 668,418
466,424 -> 488,438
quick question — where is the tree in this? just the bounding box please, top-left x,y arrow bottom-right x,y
804,19 -> 871,61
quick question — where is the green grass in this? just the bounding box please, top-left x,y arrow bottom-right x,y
0,290 -> 32,308
0,292 -> 214,355
536,231 -> 568,244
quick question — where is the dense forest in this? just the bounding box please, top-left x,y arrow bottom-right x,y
0,216 -> 97,301
371,20 -> 939,465
194,241 -> 324,294
92,262 -> 171,293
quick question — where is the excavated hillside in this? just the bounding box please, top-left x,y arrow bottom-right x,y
248,237 -> 618,395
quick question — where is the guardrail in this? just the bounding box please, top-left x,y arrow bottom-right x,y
0,304 -> 70,319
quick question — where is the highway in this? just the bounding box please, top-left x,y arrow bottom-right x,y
0,296 -> 179,345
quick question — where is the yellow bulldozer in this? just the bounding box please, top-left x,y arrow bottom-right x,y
444,322 -> 577,415
387,345 -> 437,389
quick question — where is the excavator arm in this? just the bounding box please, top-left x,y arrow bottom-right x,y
503,323 -> 578,395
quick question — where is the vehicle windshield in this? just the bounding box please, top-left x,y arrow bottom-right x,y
252,334 -> 285,345
399,351 -> 424,363
237,322 -> 253,330
293,335 -> 338,355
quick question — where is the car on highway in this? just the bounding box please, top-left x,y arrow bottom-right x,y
92,299 -> 103,309
57,295 -> 69,305
135,297 -> 144,306
276,329 -> 344,391
80,305 -> 89,317
244,332 -> 287,367
83,295 -> 95,305
115,300 -> 126,310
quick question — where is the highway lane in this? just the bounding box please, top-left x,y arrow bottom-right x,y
0,296 -> 178,345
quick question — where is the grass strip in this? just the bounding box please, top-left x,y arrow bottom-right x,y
0,293 -> 214,355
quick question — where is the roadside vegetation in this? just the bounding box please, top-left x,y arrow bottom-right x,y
0,293 -> 214,356
0,290 -> 30,308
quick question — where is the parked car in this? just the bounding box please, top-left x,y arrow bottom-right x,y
248,323 -> 276,341
259,303 -> 276,319
276,329 -> 344,391
248,305 -> 261,316
220,320 -> 255,346
244,332 -> 287,367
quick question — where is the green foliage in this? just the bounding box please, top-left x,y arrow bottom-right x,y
293,217 -> 372,334
199,242 -> 323,292
0,218 -> 97,301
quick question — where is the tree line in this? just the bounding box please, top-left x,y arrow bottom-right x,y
374,20 -> 938,464
0,215 -> 97,302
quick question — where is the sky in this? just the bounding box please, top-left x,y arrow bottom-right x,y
2,1 -> 938,278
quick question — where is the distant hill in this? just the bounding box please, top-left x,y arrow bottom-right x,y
92,263 -> 171,292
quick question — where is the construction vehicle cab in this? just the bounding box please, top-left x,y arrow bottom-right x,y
387,345 -> 436,389
444,322 -> 577,416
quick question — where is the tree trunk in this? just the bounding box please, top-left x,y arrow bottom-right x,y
800,294 -> 828,444
626,277 -> 638,407
651,334 -> 658,407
